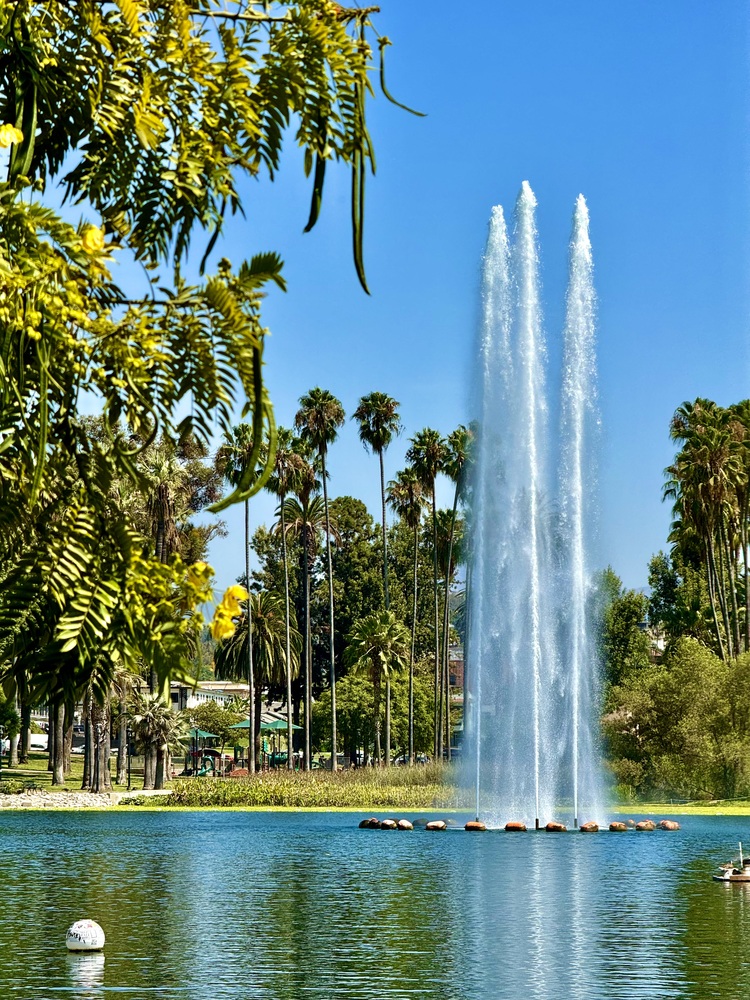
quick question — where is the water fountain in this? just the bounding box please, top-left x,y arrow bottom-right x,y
467,183 -> 602,829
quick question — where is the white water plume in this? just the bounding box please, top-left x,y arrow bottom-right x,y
467,184 -> 602,828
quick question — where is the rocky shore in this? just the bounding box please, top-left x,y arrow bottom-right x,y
0,789 -> 169,809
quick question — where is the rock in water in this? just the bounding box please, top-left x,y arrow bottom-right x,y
636,820 -> 656,832
579,822 -> 599,833
66,920 -> 105,952
545,821 -> 567,833
465,821 -> 487,832
379,819 -> 398,830
359,817 -> 378,829
609,822 -> 628,832
658,819 -> 680,831
505,821 -> 527,832
397,819 -> 414,831
425,820 -> 447,831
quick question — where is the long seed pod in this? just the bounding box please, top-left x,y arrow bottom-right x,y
378,38 -> 426,117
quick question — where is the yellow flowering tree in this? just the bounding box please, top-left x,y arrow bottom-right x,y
0,2 -> 418,712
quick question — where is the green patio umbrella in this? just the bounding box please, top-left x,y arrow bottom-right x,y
261,719 -> 302,731
189,728 -> 218,738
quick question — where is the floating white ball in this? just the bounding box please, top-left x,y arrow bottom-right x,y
66,919 -> 105,951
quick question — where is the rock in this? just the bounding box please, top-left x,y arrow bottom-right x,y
397,819 -> 414,831
579,822 -> 599,833
425,820 -> 447,831
658,819 -> 680,831
379,819 -> 398,830
636,820 -> 656,831
359,817 -> 379,829
545,821 -> 567,833
609,822 -> 628,832
465,821 -> 487,832
505,821 -> 527,832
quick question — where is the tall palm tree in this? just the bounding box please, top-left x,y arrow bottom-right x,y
439,425 -> 472,759
128,689 -> 189,790
434,508 -> 465,759
387,468 -> 425,764
266,427 -> 307,769
215,590 -> 302,760
352,392 -> 402,608
344,610 -> 410,766
406,428 -> 448,757
280,488 -> 327,769
295,388 -> 345,770
352,392 -> 401,765
217,423 -> 259,770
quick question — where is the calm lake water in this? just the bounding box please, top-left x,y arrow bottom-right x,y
2,810 -> 750,999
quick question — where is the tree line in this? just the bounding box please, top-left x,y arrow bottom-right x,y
602,396 -> 750,801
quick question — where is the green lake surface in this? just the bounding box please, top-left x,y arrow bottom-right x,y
2,810 -> 750,999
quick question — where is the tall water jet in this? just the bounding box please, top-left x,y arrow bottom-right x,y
559,195 -> 602,828
467,184 -> 602,827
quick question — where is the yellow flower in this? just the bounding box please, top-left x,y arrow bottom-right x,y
187,561 -> 210,588
210,608 -> 236,642
0,124 -> 23,149
81,225 -> 105,254
224,584 -> 248,602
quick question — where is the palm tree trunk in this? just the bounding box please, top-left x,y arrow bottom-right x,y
431,486 -> 440,759
438,583 -> 446,759
742,501 -> 750,651
281,495 -> 295,771
245,498 -> 256,774
19,685 -> 30,764
409,521 -> 418,765
713,529 -> 734,659
385,678 -> 393,766
47,703 -> 54,772
321,452 -> 338,771
9,692 -> 20,767
373,676 -> 382,765
721,519 -> 741,655
442,485 -> 460,761
303,526 -> 312,770
63,696 -> 74,777
52,699 -> 65,786
380,450 -> 390,609
706,546 -> 727,661
116,707 -> 128,785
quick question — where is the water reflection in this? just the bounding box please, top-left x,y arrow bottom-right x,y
66,953 -> 104,995
0,812 -> 748,999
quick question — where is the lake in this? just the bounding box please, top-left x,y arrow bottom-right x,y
1,810 -> 749,999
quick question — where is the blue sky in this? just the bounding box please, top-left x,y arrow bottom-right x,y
206,0 -> 750,594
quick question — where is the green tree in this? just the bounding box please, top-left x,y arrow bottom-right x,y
387,470 -> 427,763
344,610 -> 410,765
406,429 -> 448,758
295,388 -> 346,770
595,568 -> 651,687
190,701 -> 244,756
265,428 -> 308,769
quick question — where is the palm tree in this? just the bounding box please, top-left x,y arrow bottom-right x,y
406,428 -> 448,757
344,610 -> 410,765
295,388 -> 345,770
128,689 -> 189,790
280,487 -> 327,769
439,425 -> 472,759
266,427 -> 307,769
217,423 -> 259,770
352,393 -> 402,607
352,392 -> 401,765
434,508 -> 465,759
387,468 -> 425,764
215,590 -> 302,761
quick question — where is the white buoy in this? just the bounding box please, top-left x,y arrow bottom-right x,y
66,919 -> 105,951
